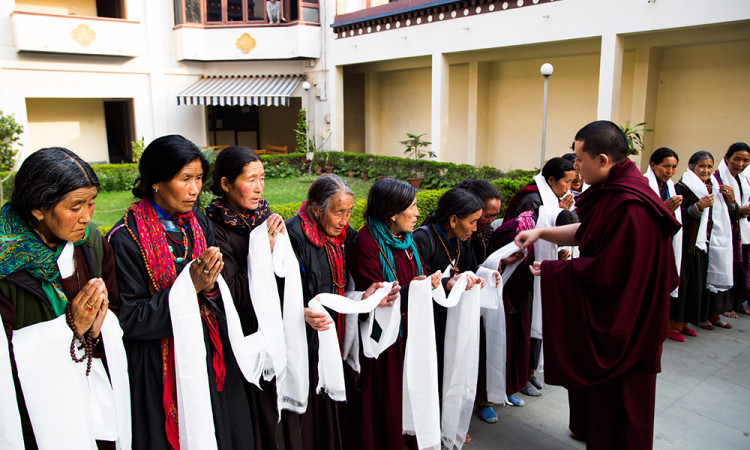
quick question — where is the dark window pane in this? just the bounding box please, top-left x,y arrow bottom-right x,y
305,0 -> 318,4
186,0 -> 201,23
174,0 -> 183,24
288,0 -> 298,21
206,0 -> 222,22
248,0 -> 263,20
302,6 -> 318,22
228,0 -> 243,21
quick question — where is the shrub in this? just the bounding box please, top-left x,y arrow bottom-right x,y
91,163 -> 139,192
0,111 -> 23,172
492,177 -> 533,218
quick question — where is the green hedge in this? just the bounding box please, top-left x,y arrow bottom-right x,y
312,152 -> 533,189
92,163 -> 139,192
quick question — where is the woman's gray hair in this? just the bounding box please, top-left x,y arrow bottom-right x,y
307,174 -> 353,215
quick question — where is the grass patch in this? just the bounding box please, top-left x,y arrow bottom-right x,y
93,190 -> 136,228
92,175 -> 376,229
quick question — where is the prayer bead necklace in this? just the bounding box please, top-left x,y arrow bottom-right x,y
65,302 -> 94,376
432,224 -> 461,276
325,243 -> 347,290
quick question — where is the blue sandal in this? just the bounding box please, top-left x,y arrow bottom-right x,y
508,394 -> 525,407
476,405 -> 498,423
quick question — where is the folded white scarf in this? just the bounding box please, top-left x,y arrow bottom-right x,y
533,172 -> 569,211
440,275 -> 482,450
681,169 -> 733,292
645,166 -> 683,297
360,292 -> 402,359
11,313 -> 131,450
477,242 -> 524,405
719,159 -> 750,244
0,327 -> 22,450
531,205 -> 561,341
247,224 -> 309,413
308,283 -> 392,401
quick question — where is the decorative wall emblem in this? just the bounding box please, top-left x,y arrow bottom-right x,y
236,33 -> 256,54
71,24 -> 96,47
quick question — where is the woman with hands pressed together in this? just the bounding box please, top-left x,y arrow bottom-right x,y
109,135 -> 254,449
672,152 -> 723,336
711,142 -> 750,323
0,147 -> 124,447
206,146 -> 301,450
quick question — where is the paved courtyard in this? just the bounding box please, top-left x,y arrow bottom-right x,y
469,315 -> 750,449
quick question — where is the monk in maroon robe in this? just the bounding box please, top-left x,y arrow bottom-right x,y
516,120 -> 680,450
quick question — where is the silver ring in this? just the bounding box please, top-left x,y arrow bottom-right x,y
203,269 -> 210,275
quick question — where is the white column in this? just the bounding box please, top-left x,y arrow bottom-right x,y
431,52 -> 449,161
331,65 -> 345,152
596,33 -> 624,121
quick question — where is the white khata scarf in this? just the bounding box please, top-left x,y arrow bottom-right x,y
11,313 -> 131,450
0,326 -> 23,449
402,241 -> 523,450
681,169 -> 733,292
719,159 -> 750,244
477,241 -> 525,405
645,166 -> 683,297
247,223 -> 309,414
531,205 -> 561,342
308,283 -> 393,401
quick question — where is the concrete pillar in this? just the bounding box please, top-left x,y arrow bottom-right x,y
332,65 -> 345,152
596,33 -> 624,121
629,46 -> 662,169
431,52 -> 449,161
364,71 -> 381,154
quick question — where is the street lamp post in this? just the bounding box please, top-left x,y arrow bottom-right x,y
540,63 -> 554,168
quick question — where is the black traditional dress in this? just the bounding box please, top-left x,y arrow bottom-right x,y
110,207 -> 254,450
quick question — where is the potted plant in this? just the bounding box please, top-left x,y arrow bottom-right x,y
619,121 -> 653,156
400,132 -> 434,188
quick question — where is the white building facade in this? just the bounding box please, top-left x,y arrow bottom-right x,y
0,0 -> 748,174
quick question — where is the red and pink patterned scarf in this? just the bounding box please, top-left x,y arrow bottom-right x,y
298,201 -> 348,348
127,197 -> 224,450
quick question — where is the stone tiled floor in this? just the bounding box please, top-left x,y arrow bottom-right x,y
468,315 -> 750,449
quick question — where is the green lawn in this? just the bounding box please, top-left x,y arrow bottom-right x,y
92,175 -> 375,229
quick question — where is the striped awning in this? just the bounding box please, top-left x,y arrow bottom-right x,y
177,74 -> 304,107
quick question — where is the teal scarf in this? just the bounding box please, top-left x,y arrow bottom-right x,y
0,203 -> 89,317
367,218 -> 423,282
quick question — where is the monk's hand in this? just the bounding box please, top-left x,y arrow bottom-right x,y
515,229 -> 541,251
559,192 -> 575,210
696,194 -> 714,211
664,195 -> 683,213
529,261 -> 542,277
191,247 -> 223,293
720,185 -> 735,204
266,213 -> 286,251
558,248 -> 570,261
304,306 -> 332,331
474,275 -> 487,289
71,278 -> 106,337
739,205 -> 750,218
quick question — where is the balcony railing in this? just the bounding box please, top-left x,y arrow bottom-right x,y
174,25 -> 321,60
10,11 -> 145,57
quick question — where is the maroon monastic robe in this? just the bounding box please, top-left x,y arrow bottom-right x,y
351,224 -> 420,450
540,159 -> 680,449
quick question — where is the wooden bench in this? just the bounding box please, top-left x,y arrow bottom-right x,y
257,144 -> 288,155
